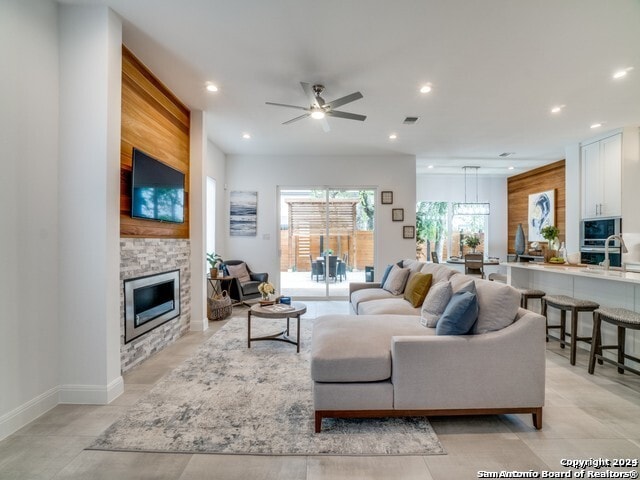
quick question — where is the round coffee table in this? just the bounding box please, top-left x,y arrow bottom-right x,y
247,302 -> 306,353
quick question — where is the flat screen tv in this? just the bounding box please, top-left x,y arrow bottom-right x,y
131,148 -> 185,224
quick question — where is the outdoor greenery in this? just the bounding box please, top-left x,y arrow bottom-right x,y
416,202 -> 448,259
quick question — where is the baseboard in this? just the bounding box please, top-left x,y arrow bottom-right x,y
190,316 -> 209,332
0,386 -> 59,441
59,375 -> 124,404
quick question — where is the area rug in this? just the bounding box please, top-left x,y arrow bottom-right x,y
90,315 -> 445,456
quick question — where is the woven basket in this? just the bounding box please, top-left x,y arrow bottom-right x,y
207,290 -> 233,321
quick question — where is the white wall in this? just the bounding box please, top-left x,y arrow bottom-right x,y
0,0 -> 61,439
205,139 -> 227,257
58,5 -> 123,403
225,155 -> 416,285
416,174 -> 508,260
564,143 -> 581,254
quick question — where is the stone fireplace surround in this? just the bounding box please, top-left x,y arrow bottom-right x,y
120,238 -> 191,373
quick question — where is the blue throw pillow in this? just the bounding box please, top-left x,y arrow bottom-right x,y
379,264 -> 393,285
436,290 -> 479,335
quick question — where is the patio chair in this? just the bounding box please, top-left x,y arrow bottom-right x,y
310,254 -> 324,282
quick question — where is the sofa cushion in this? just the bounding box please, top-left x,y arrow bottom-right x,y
420,280 -> 453,327
350,287 -> 397,311
226,262 -> 251,284
379,264 -> 394,286
436,290 -> 479,335
358,297 -> 421,316
311,315 -> 431,383
473,279 -> 521,334
403,273 -> 433,307
420,263 -> 460,284
382,265 -> 410,295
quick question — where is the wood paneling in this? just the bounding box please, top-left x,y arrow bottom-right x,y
120,46 -> 190,238
507,160 -> 566,253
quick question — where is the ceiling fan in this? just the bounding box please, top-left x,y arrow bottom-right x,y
266,82 -> 366,131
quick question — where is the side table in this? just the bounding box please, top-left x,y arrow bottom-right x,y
247,302 -> 307,353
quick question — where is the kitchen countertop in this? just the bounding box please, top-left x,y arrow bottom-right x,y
506,262 -> 640,285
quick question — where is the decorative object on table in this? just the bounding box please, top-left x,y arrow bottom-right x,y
206,252 -> 223,278
207,290 -> 233,321
392,208 -> 404,221
381,190 -> 393,204
566,252 -> 581,265
540,224 -> 561,262
528,189 -> 555,241
258,281 -> 275,301
278,296 -> 291,305
515,223 -> 526,255
403,225 -> 415,239
464,233 -> 481,253
230,190 -> 257,236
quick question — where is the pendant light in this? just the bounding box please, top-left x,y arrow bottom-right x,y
452,166 -> 490,215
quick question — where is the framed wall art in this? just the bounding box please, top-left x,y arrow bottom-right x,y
230,190 -> 257,236
381,191 -> 393,204
403,225 -> 415,239
392,208 -> 404,221
528,189 -> 555,241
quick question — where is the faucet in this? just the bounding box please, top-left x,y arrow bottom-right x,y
601,234 -> 628,270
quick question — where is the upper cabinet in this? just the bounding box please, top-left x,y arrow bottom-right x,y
581,133 -> 622,219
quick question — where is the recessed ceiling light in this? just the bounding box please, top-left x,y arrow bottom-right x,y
590,123 -> 602,129
613,67 -> 633,79
206,83 -> 218,92
419,85 -> 432,94
389,133 -> 397,140
242,133 -> 251,139
427,165 -> 434,169
550,105 -> 565,114
508,166 -> 515,170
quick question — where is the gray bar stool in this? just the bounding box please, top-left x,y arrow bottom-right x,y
541,295 -> 599,365
588,307 -> 640,376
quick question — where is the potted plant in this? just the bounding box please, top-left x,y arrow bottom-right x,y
207,252 -> 223,278
464,233 -> 481,253
540,225 -> 561,261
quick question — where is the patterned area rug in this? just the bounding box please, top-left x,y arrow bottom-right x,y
90,315 -> 445,455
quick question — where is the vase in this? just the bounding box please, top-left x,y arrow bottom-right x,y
515,223 -> 526,255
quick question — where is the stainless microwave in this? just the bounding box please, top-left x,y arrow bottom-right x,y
580,217 -> 622,247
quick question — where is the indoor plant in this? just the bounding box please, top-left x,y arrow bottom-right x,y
540,225 -> 561,260
464,233 -> 481,253
207,252 -> 223,278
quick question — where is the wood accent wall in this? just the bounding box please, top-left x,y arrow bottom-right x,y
120,46 -> 190,238
507,160 -> 566,253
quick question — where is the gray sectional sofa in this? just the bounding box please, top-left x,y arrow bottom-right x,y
310,260 -> 546,432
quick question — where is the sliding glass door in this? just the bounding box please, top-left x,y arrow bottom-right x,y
279,187 -> 375,299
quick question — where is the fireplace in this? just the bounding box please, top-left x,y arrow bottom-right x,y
124,270 -> 180,343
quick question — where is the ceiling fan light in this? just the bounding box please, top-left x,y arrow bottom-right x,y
311,110 -> 325,119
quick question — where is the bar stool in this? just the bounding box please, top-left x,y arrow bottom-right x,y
518,288 -> 546,311
588,307 -> 640,376
488,273 -> 507,283
541,295 -> 599,365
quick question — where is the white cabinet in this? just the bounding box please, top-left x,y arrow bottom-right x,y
581,133 -> 622,218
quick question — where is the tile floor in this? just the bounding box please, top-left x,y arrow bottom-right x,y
1,301 -> 639,480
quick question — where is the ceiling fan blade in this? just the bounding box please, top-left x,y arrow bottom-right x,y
325,91 -> 363,109
300,82 -> 320,108
283,113 -> 310,125
265,101 -> 309,111
326,110 -> 367,121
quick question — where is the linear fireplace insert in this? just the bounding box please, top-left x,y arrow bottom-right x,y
124,269 -> 180,343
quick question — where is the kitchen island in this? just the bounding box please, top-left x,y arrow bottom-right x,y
506,262 -> 640,370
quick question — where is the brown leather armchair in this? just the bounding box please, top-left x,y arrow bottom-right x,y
221,260 -> 269,305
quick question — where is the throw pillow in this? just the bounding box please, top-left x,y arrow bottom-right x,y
472,280 -> 521,334
379,264 -> 394,286
435,290 -> 479,336
420,280 -> 453,327
226,263 -> 251,284
403,273 -> 433,307
382,264 -> 410,295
